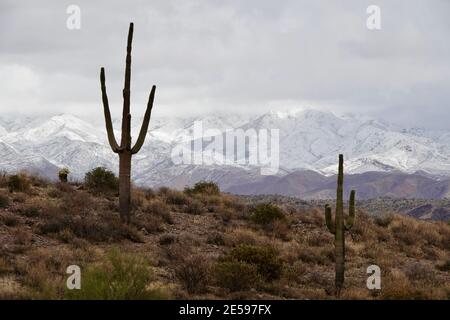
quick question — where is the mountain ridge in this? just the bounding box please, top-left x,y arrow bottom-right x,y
1,109 -> 450,199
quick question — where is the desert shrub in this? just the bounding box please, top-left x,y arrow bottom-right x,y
0,214 -> 19,227
84,167 -> 118,194
61,192 -> 93,216
12,228 -> 32,246
213,208 -> 235,224
20,204 -> 41,218
222,195 -> 247,213
214,261 -> 260,292
58,167 -> 70,183
142,199 -> 173,225
296,208 -> 324,227
297,246 -> 330,265
404,262 -> 436,283
55,181 -> 74,194
306,232 -> 331,247
159,234 -> 176,245
270,219 -> 291,240
221,244 -> 282,281
66,250 -> 166,300
28,174 -> 49,187
224,227 -> 266,247
163,190 -> 190,206
38,214 -> 143,243
206,232 -> 225,246
47,188 -> 63,199
420,226 -> 441,246
0,170 -> 7,188
7,173 -> 31,193
249,203 -> 285,226
391,222 -> 419,246
175,255 -> 210,294
0,257 -> 14,275
185,181 -> 220,195
374,213 -> 394,227
0,193 -> 9,208
133,212 -> 165,234
144,188 -> 156,199
186,198 -> 204,215
282,261 -> 308,283
380,270 -> 430,300
57,228 -> 75,243
436,260 -> 450,272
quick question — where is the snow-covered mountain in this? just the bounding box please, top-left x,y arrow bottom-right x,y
1,109 -> 450,197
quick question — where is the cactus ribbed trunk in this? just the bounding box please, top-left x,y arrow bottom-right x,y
324,154 -> 356,298
335,154 -> 345,297
119,152 -> 132,224
100,22 -> 156,224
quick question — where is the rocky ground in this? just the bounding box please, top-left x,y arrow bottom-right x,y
0,175 -> 449,300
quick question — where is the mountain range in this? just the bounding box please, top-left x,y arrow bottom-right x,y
1,109 -> 450,199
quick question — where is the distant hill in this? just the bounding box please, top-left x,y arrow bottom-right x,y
226,170 -> 450,200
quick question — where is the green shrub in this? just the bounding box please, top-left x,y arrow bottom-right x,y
58,167 -> 70,183
249,203 -> 285,225
185,181 -> 220,195
8,173 -> 31,193
221,244 -> 282,281
214,261 -> 260,292
66,250 -> 167,300
84,167 -> 118,193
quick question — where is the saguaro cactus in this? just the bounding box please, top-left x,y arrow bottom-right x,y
324,154 -> 356,297
100,22 -> 156,223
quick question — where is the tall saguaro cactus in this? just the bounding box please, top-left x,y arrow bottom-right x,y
100,22 -> 156,223
324,154 -> 356,297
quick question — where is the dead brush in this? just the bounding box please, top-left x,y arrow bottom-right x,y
175,254 -> 211,294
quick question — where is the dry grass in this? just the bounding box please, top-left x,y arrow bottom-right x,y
0,175 -> 449,300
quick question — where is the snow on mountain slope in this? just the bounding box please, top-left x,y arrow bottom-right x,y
1,110 -> 450,192
3,114 -> 105,145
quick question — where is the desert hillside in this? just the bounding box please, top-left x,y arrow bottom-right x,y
0,172 -> 449,300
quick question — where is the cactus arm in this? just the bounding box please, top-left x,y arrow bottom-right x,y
345,190 -> 356,230
131,86 -> 156,154
325,204 -> 335,234
121,22 -> 133,149
100,68 -> 120,153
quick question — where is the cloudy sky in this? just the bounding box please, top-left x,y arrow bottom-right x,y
0,0 -> 449,129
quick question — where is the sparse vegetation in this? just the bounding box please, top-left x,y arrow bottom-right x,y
223,245 -> 282,281
7,173 -> 31,193
0,172 -> 449,300
0,193 -> 9,208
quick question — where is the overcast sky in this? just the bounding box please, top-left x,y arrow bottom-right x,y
0,0 -> 449,129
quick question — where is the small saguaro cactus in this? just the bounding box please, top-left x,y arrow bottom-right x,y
324,154 -> 356,297
58,167 -> 70,183
99,22 -> 156,223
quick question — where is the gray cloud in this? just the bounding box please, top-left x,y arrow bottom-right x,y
0,0 -> 449,129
